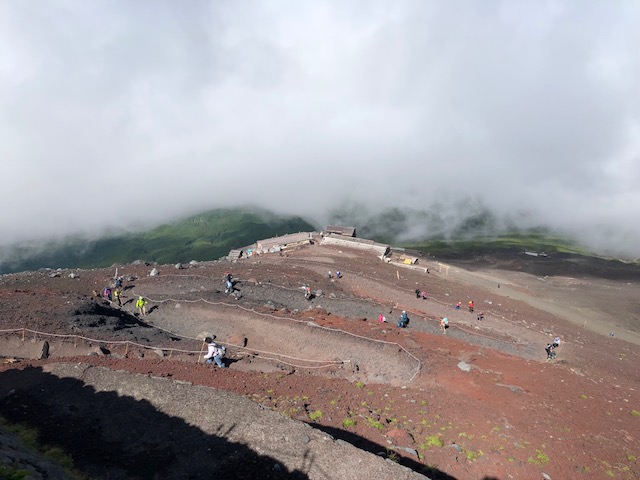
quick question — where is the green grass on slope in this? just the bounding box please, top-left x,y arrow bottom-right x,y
402,232 -> 594,258
0,209 -> 316,273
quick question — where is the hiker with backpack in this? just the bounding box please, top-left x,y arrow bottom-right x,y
397,310 -> 409,328
203,337 -> 227,368
223,272 -> 235,293
545,343 -> 557,360
136,296 -> 148,316
440,317 -> 449,334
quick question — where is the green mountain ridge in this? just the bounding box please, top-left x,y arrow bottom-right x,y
1,206 -> 637,275
0,209 -> 317,274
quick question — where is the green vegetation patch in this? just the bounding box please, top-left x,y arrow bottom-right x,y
0,207 -> 316,273
308,410 -> 323,421
419,435 -> 445,449
528,449 -> 550,466
342,418 -> 357,428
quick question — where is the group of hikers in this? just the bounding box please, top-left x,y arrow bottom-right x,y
303,270 -> 345,302
455,300 -> 475,312
92,266 -> 563,370
393,292 -> 561,361
96,276 -> 148,316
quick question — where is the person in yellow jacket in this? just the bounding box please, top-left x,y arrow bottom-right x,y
114,289 -> 122,307
135,296 -> 148,316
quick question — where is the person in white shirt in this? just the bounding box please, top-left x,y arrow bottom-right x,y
203,337 -> 227,368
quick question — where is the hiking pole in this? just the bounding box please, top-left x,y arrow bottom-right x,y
198,341 -> 206,363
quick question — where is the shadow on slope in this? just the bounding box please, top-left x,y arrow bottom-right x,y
310,423 -> 457,480
0,367 -> 309,480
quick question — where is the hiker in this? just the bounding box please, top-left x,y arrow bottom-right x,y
114,289 -> 122,307
114,276 -> 123,289
397,310 -> 409,328
415,289 -> 421,299
328,271 -> 333,279
304,286 -> 312,301
468,300 -> 474,312
336,271 -> 342,279
420,290 -> 428,300
136,296 -> 148,316
440,317 -> 449,334
103,287 -> 112,302
379,314 -> 386,323
456,302 -> 461,310
225,279 -> 234,294
553,336 -> 561,348
203,337 -> 227,368
545,343 -> 557,360
476,312 -> 484,321
224,272 -> 233,284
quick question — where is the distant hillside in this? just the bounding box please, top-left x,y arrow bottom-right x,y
0,209 -> 316,274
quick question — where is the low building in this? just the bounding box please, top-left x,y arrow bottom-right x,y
326,225 -> 357,237
255,232 -> 316,253
321,235 -> 389,257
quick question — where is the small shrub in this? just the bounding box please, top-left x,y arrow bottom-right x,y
419,435 -> 444,449
528,449 -> 550,466
466,449 -> 483,461
355,381 -> 365,389
365,417 -> 386,430
631,410 -> 640,417
44,446 -> 75,470
385,448 -> 400,463
0,466 -> 29,480
342,418 -> 357,428
308,410 -> 323,421
284,406 -> 301,417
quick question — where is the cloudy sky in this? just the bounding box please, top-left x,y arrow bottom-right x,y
1,1 -> 639,255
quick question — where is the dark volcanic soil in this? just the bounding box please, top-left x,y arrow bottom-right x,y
1,244 -> 639,480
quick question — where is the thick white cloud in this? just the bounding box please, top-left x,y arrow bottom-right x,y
1,1 -> 639,255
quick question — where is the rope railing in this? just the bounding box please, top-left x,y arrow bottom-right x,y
127,277 -> 422,383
